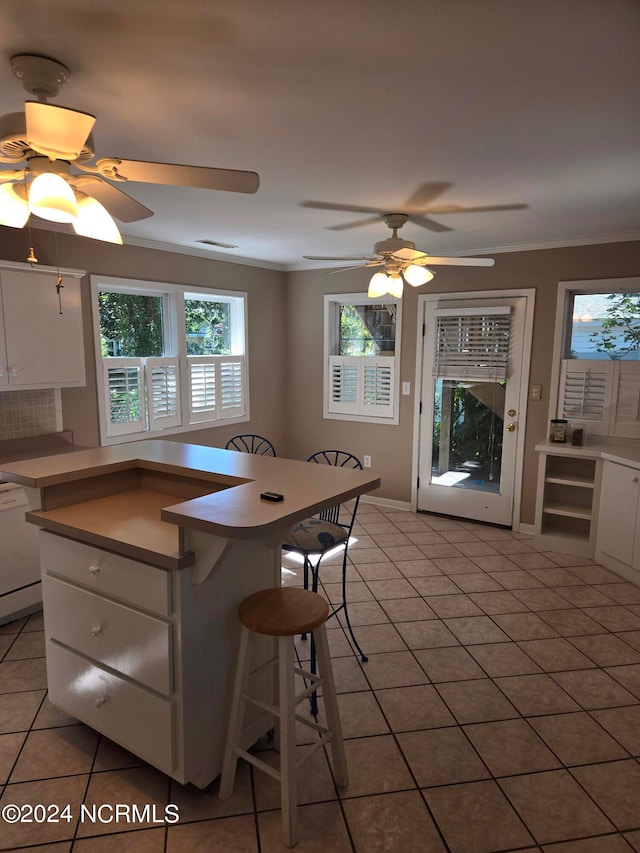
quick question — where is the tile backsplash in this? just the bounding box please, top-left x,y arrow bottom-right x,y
0,389 -> 59,439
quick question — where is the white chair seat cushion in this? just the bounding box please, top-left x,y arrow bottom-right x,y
283,518 -> 348,554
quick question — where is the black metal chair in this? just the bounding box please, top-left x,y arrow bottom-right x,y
225,434 -> 276,456
282,450 -> 367,712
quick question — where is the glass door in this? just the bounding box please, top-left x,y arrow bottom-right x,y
417,296 -> 528,526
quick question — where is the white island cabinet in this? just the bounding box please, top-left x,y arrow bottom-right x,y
0,440 -> 380,788
596,459 -> 640,581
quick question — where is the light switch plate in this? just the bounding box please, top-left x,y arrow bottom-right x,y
402,382 -> 411,395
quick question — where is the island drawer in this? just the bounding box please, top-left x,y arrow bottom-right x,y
46,639 -> 174,774
40,530 -> 171,616
43,575 -> 173,696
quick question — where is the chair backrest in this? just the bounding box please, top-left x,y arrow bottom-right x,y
307,450 -> 362,529
225,434 -> 276,456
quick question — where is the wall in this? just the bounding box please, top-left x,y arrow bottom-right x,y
0,227 -> 288,453
284,240 -> 640,524
1,226 -> 638,526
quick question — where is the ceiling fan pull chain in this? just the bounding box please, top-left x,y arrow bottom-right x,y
54,227 -> 64,314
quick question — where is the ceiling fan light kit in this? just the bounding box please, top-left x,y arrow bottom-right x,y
0,53 -> 259,247
304,212 -> 495,299
28,171 -> 77,222
0,182 -> 29,228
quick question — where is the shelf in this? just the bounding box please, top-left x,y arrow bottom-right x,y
542,502 -> 592,520
544,474 -> 595,489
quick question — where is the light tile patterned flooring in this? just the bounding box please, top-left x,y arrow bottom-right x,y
2,504 -> 640,851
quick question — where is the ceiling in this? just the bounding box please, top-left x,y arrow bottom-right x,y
0,0 -> 638,270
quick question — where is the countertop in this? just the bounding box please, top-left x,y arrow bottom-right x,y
535,439 -> 640,470
0,439 -> 381,543
0,431 -> 88,477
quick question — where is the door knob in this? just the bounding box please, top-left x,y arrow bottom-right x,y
506,423 -> 517,432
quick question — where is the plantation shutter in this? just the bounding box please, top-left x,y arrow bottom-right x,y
558,360 -> 640,438
362,360 -> 394,418
219,357 -> 246,418
612,362 -> 640,438
328,356 -> 394,418
103,358 -> 146,437
188,355 -> 246,423
328,357 -> 360,415
433,307 -> 511,381
559,360 -> 611,433
146,357 -> 180,431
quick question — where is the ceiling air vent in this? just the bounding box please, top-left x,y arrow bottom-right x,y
195,239 -> 239,249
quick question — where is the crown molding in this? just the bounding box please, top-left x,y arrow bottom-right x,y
287,231 -> 640,271
14,221 -> 640,273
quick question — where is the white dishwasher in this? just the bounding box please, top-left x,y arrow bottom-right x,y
0,482 -> 41,625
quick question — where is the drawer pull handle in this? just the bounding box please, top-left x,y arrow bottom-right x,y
91,626 -> 102,637
94,696 -> 107,708
88,565 -> 101,575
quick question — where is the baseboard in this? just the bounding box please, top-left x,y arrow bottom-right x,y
360,495 -> 412,512
517,522 -> 536,536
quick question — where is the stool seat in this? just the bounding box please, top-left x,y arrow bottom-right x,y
239,587 -> 329,637
220,586 -> 348,848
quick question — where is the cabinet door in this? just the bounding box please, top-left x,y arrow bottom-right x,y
0,284 -> 7,388
0,269 -> 85,387
598,461 -> 640,565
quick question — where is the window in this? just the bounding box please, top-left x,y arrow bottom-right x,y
551,278 -> 640,439
324,294 -> 401,423
92,277 -> 248,444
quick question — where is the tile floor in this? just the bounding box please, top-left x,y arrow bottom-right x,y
2,504 -> 640,851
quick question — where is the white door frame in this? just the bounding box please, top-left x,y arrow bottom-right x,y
410,288 -> 536,529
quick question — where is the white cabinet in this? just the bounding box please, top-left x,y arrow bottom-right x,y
0,266 -> 85,389
596,460 -> 640,580
534,448 -> 600,558
41,534 -> 176,774
39,528 -> 280,788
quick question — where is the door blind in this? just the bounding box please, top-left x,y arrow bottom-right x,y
433,307 -> 512,381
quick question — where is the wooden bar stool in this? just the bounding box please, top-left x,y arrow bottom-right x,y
219,586 -> 348,848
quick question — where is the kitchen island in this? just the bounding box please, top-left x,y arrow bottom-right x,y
0,440 -> 380,788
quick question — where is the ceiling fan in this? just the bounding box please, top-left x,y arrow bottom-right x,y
303,213 -> 495,298
0,54 -> 259,243
301,182 -> 527,233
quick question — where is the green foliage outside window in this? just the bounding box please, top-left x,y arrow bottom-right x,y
99,292 -> 164,357
339,304 -> 395,355
184,298 -> 231,355
589,292 -> 640,359
99,292 -> 232,357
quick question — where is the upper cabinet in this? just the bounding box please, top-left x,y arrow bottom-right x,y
0,265 -> 86,389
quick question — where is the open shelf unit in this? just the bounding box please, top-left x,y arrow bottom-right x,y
534,446 -> 601,558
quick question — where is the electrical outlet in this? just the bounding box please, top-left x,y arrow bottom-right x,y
363,455 -> 372,468
529,384 -> 542,400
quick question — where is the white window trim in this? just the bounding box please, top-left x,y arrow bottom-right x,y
548,277 -> 640,440
91,275 -> 249,446
323,292 -> 401,425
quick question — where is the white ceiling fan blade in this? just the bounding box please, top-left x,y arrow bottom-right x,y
392,247 -> 494,266
392,247 -> 428,262
303,255 -> 378,262
416,255 -> 495,267
25,102 -> 95,160
77,178 -> 154,222
99,158 -> 259,194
